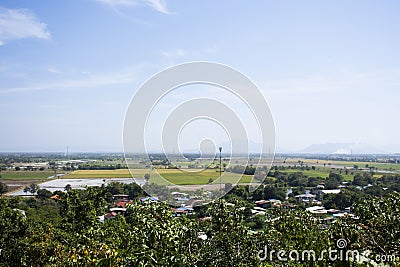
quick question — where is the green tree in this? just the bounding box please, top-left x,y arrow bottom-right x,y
60,186 -> 108,231
0,201 -> 29,264
0,182 -> 8,196
325,172 -> 343,189
37,189 -> 52,200
64,184 -> 72,191
345,192 -> 400,259
123,183 -> 145,199
28,183 -> 40,194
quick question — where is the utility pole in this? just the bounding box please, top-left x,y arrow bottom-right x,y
219,147 -> 222,192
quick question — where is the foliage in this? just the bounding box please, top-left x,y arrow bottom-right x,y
351,192 -> 400,257
59,186 -> 108,231
0,185 -> 399,266
37,188 -> 52,200
0,182 -> 8,196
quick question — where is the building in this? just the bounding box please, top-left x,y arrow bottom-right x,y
295,193 -> 316,203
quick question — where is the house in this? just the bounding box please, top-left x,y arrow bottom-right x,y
109,207 -> 127,213
295,193 -> 316,203
51,194 -> 61,201
326,209 -> 340,214
251,207 -> 266,215
255,200 -> 269,208
114,199 -> 133,208
255,199 -> 281,209
175,197 -> 190,202
306,206 -> 327,214
140,196 -> 159,203
321,189 -> 341,194
171,192 -> 189,198
171,206 -> 194,216
113,194 -> 129,201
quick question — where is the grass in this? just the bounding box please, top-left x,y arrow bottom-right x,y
63,168 -> 253,185
0,170 -> 55,181
56,164 -> 396,185
148,169 -> 252,185
64,169 -> 133,178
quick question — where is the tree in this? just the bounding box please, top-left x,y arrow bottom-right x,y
263,186 -> 286,201
0,203 -> 30,264
0,182 -> 8,196
36,189 -> 52,200
123,183 -> 145,199
352,173 -> 368,186
350,192 -> 400,258
224,183 -> 233,192
28,183 -> 40,194
60,186 -> 108,231
64,184 -> 72,191
144,173 -> 150,181
325,172 -> 343,189
323,190 -> 360,210
23,186 -> 30,195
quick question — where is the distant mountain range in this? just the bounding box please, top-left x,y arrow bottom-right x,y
299,142 -> 385,154
143,142 -> 398,155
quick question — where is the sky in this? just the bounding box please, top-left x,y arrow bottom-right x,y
0,0 -> 399,153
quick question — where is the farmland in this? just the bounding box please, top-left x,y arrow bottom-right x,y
0,170 -> 55,181
278,158 -> 400,172
63,168 -> 252,185
64,169 -> 133,178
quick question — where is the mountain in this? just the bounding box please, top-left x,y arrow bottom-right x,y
300,142 -> 385,154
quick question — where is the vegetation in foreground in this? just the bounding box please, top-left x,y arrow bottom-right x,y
0,182 -> 399,266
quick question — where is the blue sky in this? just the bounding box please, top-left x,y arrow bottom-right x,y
0,0 -> 399,153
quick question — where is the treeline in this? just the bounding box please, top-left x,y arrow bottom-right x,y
226,165 -> 271,175
77,164 -> 128,170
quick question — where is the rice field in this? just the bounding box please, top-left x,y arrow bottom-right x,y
64,168 -> 252,185
0,170 -> 55,181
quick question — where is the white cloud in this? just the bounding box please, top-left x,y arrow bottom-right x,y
46,68 -> 63,74
0,70 -> 136,94
96,0 -> 137,7
144,0 -> 171,15
161,49 -> 185,58
0,7 -> 50,45
95,0 -> 172,14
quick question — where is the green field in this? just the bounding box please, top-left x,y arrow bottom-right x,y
148,169 -> 252,185
0,170 -> 55,181
64,169 -> 133,178
63,168 -> 253,185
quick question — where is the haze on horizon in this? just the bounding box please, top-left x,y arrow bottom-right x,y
0,1 -> 399,154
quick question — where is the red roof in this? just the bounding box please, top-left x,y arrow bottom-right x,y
114,200 -> 133,208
